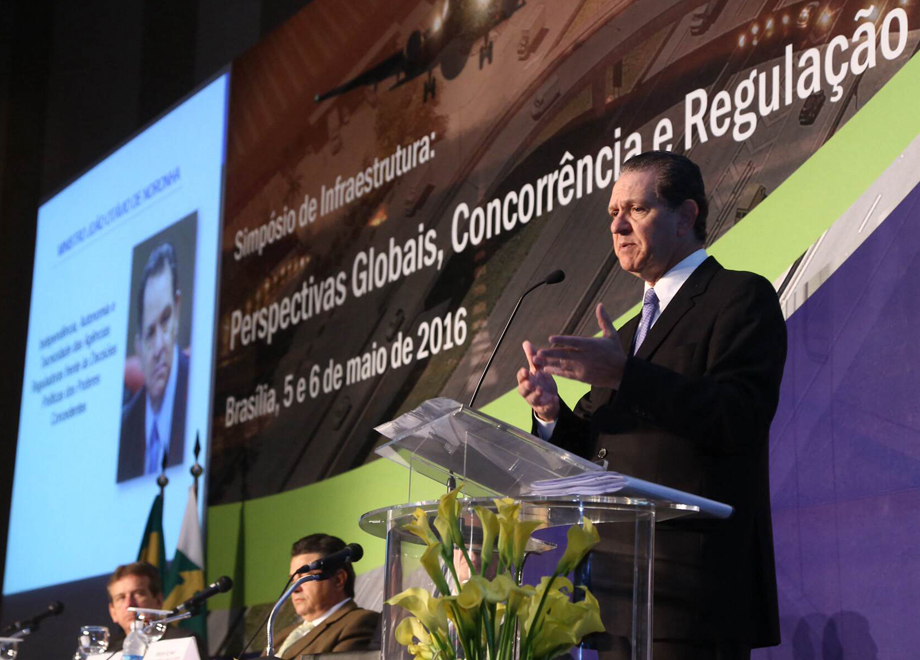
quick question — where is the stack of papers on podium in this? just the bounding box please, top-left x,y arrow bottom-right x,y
528,472 -> 628,496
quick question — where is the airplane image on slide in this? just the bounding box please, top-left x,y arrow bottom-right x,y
314,0 -> 525,103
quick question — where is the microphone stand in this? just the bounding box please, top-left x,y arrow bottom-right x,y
0,629 -> 27,659
0,628 -> 29,639
128,606 -> 194,635
461,271 -> 564,493
468,274 -> 562,409
265,573 -> 326,657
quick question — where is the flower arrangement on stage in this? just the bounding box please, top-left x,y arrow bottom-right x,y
386,488 -> 604,660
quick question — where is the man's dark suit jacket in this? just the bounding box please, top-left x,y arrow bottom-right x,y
544,257 -> 786,648
270,601 -> 380,659
117,350 -> 189,482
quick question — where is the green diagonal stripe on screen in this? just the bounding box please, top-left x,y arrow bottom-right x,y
481,51 -> 920,429
207,458 -> 445,610
207,53 -> 920,607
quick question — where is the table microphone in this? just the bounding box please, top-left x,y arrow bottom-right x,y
293,543 -> 364,575
171,576 -> 233,614
2,601 -> 64,635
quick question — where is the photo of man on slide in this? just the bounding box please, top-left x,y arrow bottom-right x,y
117,242 -> 189,482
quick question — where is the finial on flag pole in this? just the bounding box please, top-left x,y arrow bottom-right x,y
191,432 -> 203,498
157,448 -> 169,498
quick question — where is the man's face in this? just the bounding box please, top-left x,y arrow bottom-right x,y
136,268 -> 180,411
608,169 -> 697,285
289,553 -> 347,622
108,574 -> 163,634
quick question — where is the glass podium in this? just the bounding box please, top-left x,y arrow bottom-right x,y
363,399 -> 732,660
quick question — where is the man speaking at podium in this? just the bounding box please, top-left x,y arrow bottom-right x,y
517,152 -> 786,659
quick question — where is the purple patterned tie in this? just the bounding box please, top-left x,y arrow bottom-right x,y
632,288 -> 659,354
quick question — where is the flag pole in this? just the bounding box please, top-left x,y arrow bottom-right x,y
157,445 -> 169,499
190,431 -> 203,499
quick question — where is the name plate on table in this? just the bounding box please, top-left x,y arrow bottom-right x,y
87,638 -> 200,660
146,638 -> 201,660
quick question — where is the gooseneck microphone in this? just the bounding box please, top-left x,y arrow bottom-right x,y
468,269 -> 565,409
1,601 -> 64,635
294,543 -> 364,575
171,576 -> 233,614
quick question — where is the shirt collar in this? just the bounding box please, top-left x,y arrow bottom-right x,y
305,597 -> 352,627
645,248 -> 708,314
144,344 -> 180,458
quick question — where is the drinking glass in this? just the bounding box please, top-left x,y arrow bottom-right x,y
78,625 -> 110,656
0,637 -> 21,660
134,608 -> 171,644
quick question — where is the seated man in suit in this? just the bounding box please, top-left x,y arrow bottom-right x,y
118,242 -> 189,482
271,534 -> 379,658
518,151 -> 787,659
106,562 -> 202,655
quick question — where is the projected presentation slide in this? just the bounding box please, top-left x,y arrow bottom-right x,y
3,73 -> 229,595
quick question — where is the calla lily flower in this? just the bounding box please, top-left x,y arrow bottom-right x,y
387,588 -> 444,634
405,508 -> 440,547
395,619 -> 440,660
508,584 -> 535,621
390,490 -> 605,660
496,514 -> 516,569
408,643 -> 436,660
482,574 -> 513,603
520,576 -> 572,635
420,542 -> 451,596
473,506 -> 498,573
456,576 -> 486,609
437,594 -> 478,639
531,615 -> 579,660
554,516 -> 600,575
570,587 -> 605,640
493,497 -> 520,519
435,486 -> 464,549
512,519 -> 544,570
396,617 -> 431,645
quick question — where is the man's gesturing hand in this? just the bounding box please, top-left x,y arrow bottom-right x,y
517,340 -> 560,422
532,303 -> 627,389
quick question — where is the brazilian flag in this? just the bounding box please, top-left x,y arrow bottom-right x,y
163,486 -> 207,645
137,493 -> 167,585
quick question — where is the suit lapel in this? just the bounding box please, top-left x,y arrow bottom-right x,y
169,353 -> 188,465
286,600 -> 357,658
619,314 -> 640,355
634,257 -> 721,361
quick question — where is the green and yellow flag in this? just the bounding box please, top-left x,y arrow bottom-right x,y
137,493 -> 167,585
163,486 -> 207,644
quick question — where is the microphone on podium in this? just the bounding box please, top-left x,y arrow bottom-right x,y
468,269 -> 565,409
293,543 -> 364,575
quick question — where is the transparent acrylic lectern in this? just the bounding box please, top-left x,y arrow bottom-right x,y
362,398 -> 732,660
